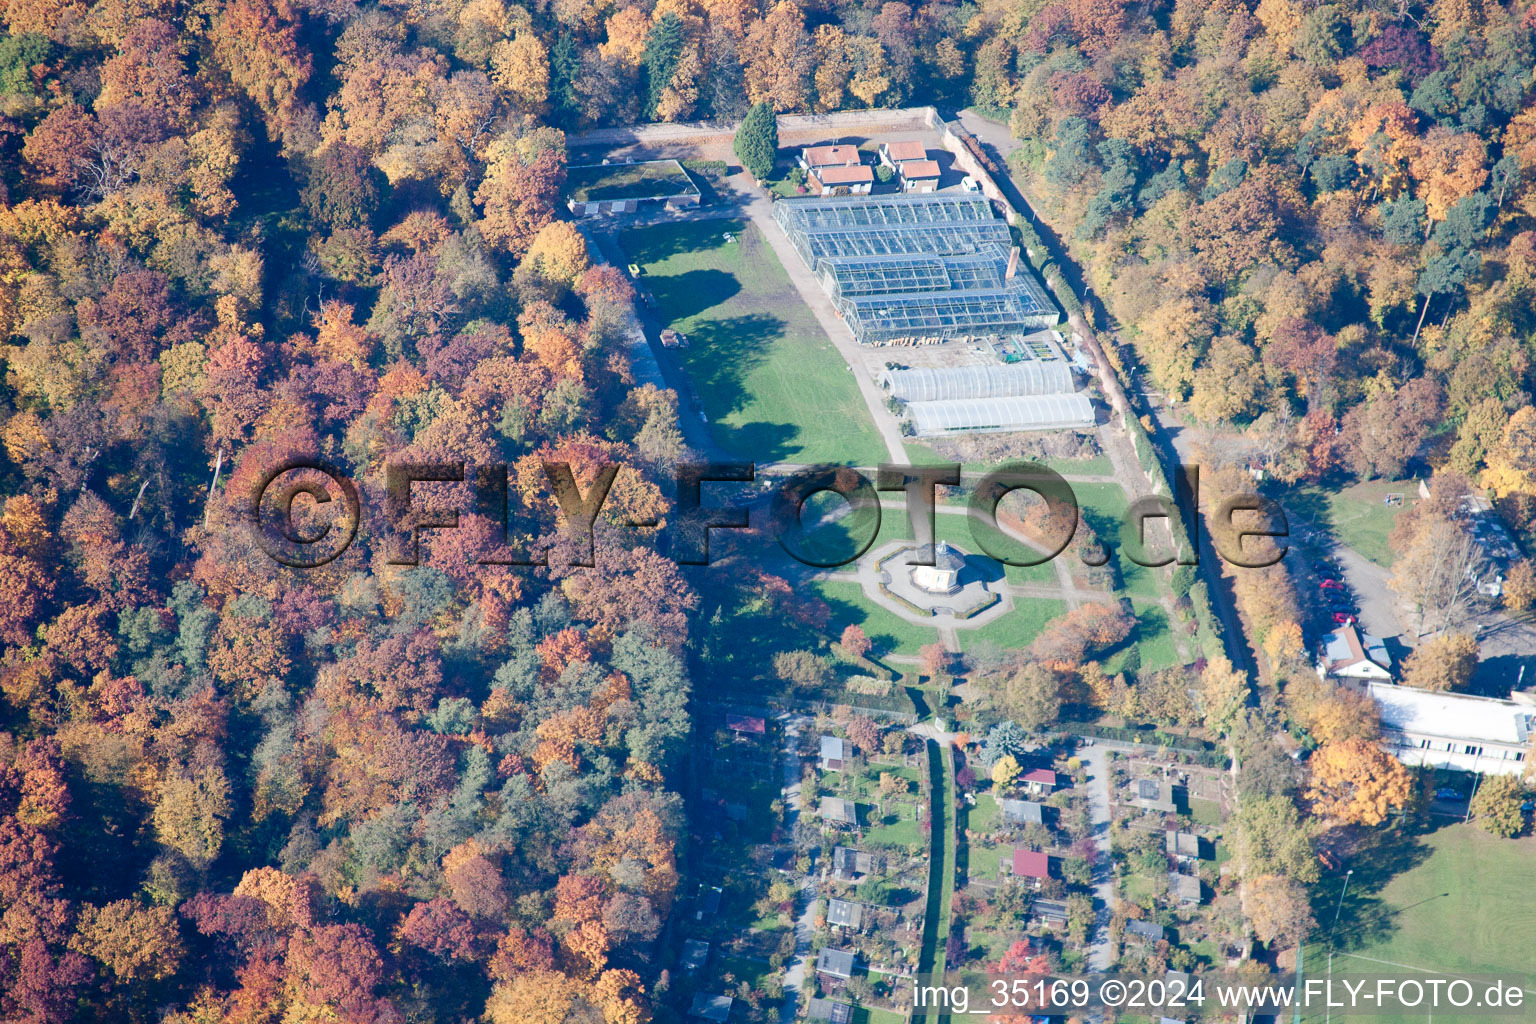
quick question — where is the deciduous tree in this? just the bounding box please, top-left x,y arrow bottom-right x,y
1399,632 -> 1479,691
1306,738 -> 1411,826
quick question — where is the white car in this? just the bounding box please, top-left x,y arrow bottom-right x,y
961,176 -> 980,192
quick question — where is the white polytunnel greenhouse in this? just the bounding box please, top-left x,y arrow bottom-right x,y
881,362 -> 1076,402
906,394 -> 1096,435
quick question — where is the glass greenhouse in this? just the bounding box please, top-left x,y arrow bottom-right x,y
840,278 -> 1058,346
819,244 -> 1011,301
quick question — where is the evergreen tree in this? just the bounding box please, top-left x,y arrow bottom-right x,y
641,15 -> 685,120
734,101 -> 778,180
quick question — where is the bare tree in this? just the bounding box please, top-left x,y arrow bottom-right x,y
1390,515 -> 1485,636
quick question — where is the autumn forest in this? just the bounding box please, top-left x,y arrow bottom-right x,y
1,0 -> 1535,1020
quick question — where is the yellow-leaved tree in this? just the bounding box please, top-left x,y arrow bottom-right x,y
1306,737 -> 1411,826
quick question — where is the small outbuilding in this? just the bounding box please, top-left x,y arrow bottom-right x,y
680,938 -> 710,973
878,140 -> 928,168
802,144 -> 861,169
817,946 -> 858,979
1125,919 -> 1165,943
807,998 -> 855,1023
694,884 -> 722,921
820,735 -> 847,770
688,993 -> 734,1022
821,796 -> 858,826
1169,872 -> 1201,905
809,164 -> 874,196
1317,625 -> 1393,681
899,159 -> 941,193
1012,848 -> 1050,885
1001,798 -> 1045,825
1166,830 -> 1200,858
726,713 -> 765,735
826,898 -> 863,929
1022,768 -> 1057,795
1134,778 -> 1179,814
1031,898 -> 1068,926
833,847 -> 879,880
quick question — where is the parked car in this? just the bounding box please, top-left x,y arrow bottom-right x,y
1319,579 -> 1345,590
1311,560 -> 1337,575
1435,788 -> 1464,801
1331,612 -> 1357,625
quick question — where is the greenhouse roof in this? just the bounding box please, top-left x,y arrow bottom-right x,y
820,244 -> 1011,299
796,222 -> 1015,264
841,279 -> 1058,342
907,394 -> 1095,435
776,193 -> 999,229
881,362 -> 1076,401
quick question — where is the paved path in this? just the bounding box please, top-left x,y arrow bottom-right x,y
777,712 -> 815,1022
1078,742 -> 1116,971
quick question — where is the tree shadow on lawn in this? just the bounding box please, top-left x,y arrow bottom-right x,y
1286,487 -> 1333,538
1314,825 -> 1436,954
816,588 -> 909,661
1100,601 -> 1171,667
682,312 -> 818,463
647,267 -> 743,324
622,218 -> 750,265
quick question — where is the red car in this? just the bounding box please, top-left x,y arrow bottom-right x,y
1319,579 -> 1345,590
1332,611 -> 1357,625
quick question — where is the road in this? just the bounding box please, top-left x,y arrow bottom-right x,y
777,712 -> 815,1022
1077,742 -> 1116,971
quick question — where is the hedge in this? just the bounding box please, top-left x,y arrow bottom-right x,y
682,159 -> 727,176
878,583 -> 935,617
953,592 -> 1001,620
1069,723 -> 1226,767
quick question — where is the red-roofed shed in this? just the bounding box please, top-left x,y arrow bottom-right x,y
1012,848 -> 1049,880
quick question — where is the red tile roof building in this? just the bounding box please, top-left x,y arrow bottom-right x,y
883,139 -> 927,163
1012,848 -> 1049,879
802,144 -> 861,167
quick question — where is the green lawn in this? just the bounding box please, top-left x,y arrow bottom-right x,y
864,807 -> 923,849
620,219 -> 886,466
1127,595 -> 1181,673
823,764 -> 922,803
955,597 -> 1068,653
811,580 -> 940,657
967,839 -> 1005,882
1187,797 -> 1221,827
1297,479 -> 1416,567
968,792 -> 1002,832
916,741 -> 958,1014
1070,481 -> 1166,598
1303,826 -> 1536,1023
